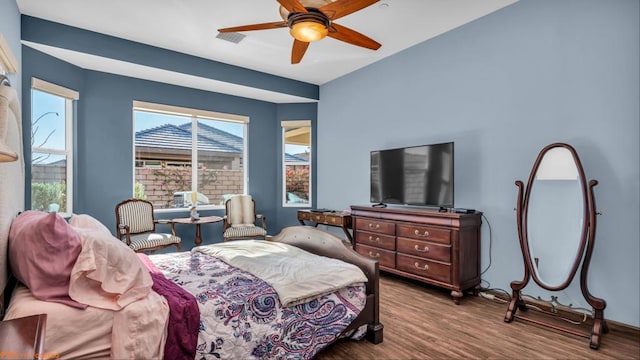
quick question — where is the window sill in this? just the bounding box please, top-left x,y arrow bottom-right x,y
155,204 -> 225,214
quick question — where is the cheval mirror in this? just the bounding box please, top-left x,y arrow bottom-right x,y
504,143 -> 607,349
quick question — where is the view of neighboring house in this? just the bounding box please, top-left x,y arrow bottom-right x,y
135,121 -> 243,170
133,121 -> 307,208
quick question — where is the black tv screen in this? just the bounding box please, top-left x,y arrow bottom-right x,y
370,142 -> 454,208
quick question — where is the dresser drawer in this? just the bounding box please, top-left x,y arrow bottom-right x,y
397,224 -> 451,244
396,254 -> 451,283
355,244 -> 396,268
397,237 -> 451,263
324,214 -> 349,226
309,213 -> 344,225
355,231 -> 396,251
355,218 -> 395,235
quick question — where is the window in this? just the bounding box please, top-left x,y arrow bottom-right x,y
30,78 -> 78,215
133,101 -> 248,210
282,120 -> 311,207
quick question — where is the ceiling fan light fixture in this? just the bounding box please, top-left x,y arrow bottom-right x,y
287,10 -> 330,42
290,21 -> 328,42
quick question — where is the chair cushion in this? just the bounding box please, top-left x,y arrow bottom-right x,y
223,226 -> 267,240
228,195 -> 255,226
127,233 -> 181,252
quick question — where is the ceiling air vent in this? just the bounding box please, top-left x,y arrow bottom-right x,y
216,32 -> 246,44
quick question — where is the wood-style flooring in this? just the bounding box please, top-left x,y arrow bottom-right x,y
317,274 -> 640,359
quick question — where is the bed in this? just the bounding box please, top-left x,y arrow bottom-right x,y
0,82 -> 383,359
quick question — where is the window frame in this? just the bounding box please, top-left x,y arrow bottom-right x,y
281,120 -> 312,208
132,101 -> 249,212
30,78 -> 78,216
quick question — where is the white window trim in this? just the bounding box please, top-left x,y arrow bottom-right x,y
133,100 -> 249,123
282,120 -> 312,208
32,78 -> 79,100
31,79 -> 77,215
133,101 -> 249,212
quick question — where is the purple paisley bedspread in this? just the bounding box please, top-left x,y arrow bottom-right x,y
149,250 -> 366,360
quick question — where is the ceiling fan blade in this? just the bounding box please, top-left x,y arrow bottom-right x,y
278,0 -> 308,14
328,23 -> 381,50
291,39 -> 310,64
218,21 -> 287,33
320,0 -> 379,20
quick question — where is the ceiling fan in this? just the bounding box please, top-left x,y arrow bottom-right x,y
217,0 -> 382,64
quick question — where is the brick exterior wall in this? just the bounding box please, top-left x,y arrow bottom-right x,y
135,167 -> 243,209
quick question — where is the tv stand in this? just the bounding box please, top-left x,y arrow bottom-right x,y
372,203 -> 387,208
350,205 -> 482,304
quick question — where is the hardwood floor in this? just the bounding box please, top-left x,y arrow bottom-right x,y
317,274 -> 640,359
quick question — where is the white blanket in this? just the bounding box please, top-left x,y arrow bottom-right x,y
194,240 -> 368,307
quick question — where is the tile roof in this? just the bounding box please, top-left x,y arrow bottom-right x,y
136,122 -> 241,154
136,121 -> 307,161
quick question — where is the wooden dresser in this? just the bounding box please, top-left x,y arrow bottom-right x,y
350,205 -> 481,304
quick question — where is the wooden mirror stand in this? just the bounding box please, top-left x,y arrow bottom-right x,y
503,143 -> 608,349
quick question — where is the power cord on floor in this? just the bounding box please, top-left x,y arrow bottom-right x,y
478,287 -> 511,304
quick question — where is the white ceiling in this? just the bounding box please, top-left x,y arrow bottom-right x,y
16,0 -> 517,103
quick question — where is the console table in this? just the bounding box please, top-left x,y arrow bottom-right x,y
351,205 -> 482,304
297,210 -> 353,244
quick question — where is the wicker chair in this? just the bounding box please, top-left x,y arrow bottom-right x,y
222,195 -> 267,241
115,198 -> 182,252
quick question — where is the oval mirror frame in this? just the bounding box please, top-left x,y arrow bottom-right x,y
521,143 -> 589,291
505,142 -> 607,350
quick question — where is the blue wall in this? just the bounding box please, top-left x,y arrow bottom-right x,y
19,19 -> 318,247
317,0 -> 639,327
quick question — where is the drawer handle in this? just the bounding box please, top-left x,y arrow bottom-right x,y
414,229 -> 430,237
414,244 -> 430,252
414,262 -> 429,271
368,235 -> 381,243
368,223 -> 380,229
368,251 -> 381,259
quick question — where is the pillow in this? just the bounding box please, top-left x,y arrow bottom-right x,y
8,211 -> 86,308
69,213 -> 112,237
69,214 -> 153,310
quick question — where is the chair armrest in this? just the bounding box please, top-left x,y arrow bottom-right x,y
256,214 -> 266,229
222,215 -> 230,231
117,224 -> 131,245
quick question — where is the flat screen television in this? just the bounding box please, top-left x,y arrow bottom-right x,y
370,142 -> 454,208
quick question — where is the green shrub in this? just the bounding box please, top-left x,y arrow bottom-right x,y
134,181 -> 147,199
31,182 -> 66,212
